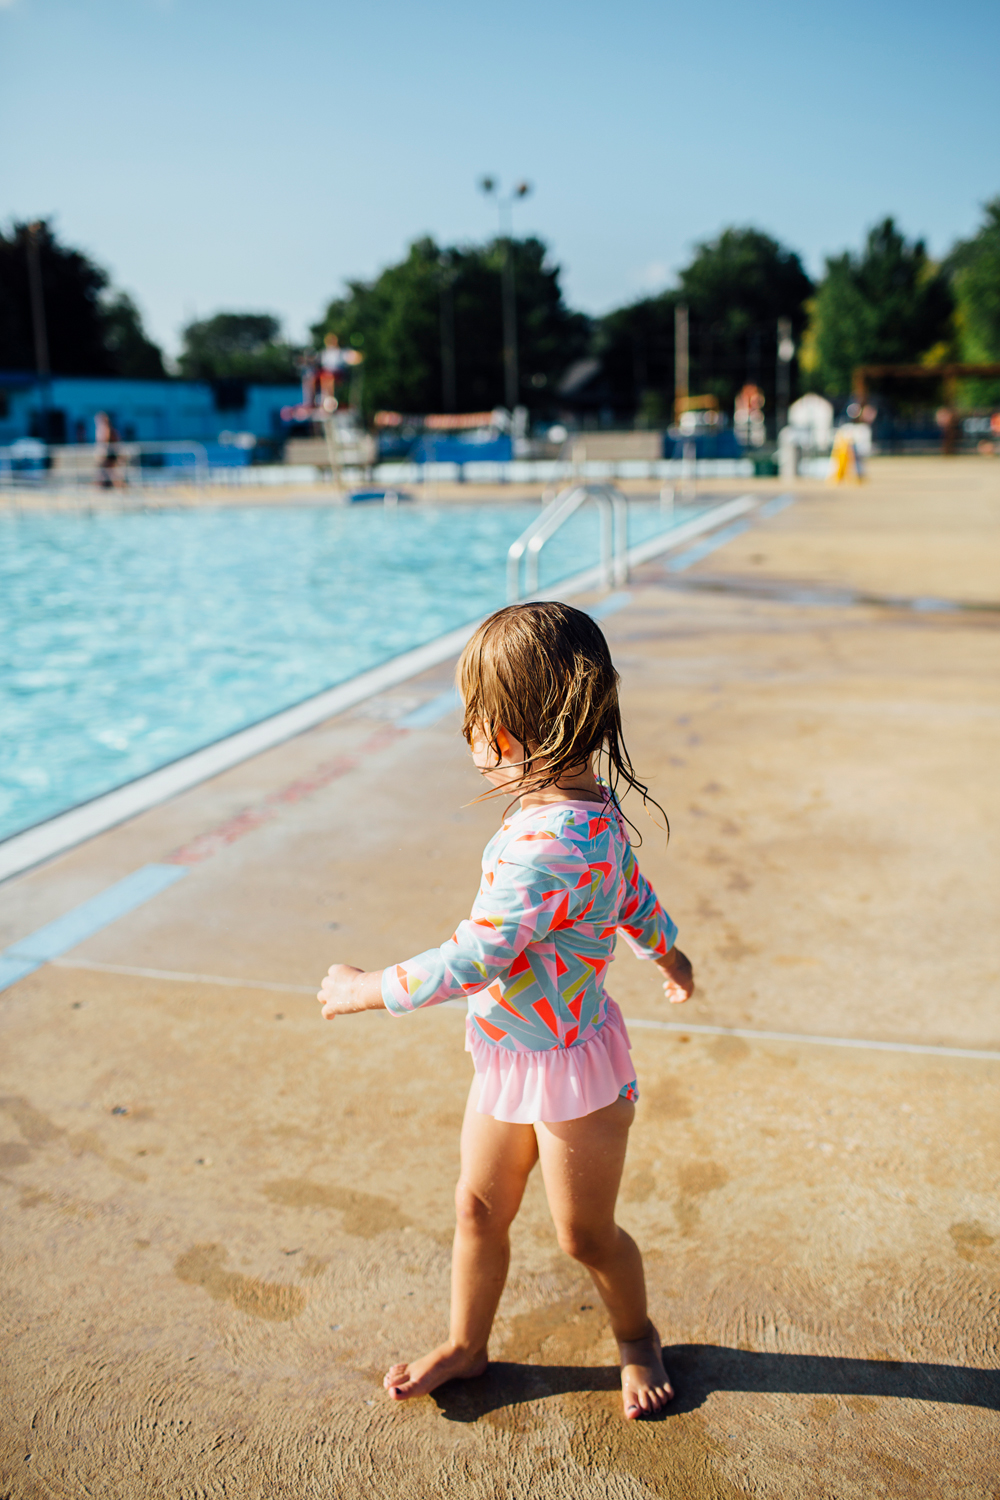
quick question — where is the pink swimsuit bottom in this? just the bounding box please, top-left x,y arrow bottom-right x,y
466,998 -> 637,1124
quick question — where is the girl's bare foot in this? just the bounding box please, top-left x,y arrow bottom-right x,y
618,1322 -> 674,1419
383,1341 -> 488,1401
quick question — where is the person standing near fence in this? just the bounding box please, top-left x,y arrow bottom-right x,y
94,411 -> 123,489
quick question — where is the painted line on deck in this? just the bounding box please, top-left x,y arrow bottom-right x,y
161,724 -> 405,866
51,957 -> 317,994
664,492 -> 795,574
615,495 -> 757,570
758,493 -> 797,518
397,687 -> 461,728
587,591 -> 633,622
665,518 -> 754,572
625,1016 -> 1000,1061
0,865 -> 188,993
41,958 -> 1000,1062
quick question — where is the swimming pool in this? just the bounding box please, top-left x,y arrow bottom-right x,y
0,499 -> 696,841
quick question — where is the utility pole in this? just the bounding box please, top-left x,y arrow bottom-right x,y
479,177 -> 531,412
674,303 -> 689,419
26,222 -> 52,438
776,316 -> 794,434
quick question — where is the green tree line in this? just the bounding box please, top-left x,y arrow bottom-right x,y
311,235 -> 589,417
3,203 -> 999,415
0,221 -> 166,379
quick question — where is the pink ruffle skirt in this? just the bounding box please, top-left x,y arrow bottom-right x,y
466,999 -> 637,1124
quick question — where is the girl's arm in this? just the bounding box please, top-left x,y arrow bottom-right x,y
617,845 -> 694,1003
318,964 -> 385,1019
616,843 -> 678,958
382,848 -> 589,1016
317,848 -> 587,1021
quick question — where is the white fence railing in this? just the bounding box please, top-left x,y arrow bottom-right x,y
0,445 -> 756,499
0,441 -> 209,490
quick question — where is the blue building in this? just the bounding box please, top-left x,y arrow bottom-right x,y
0,374 -> 302,450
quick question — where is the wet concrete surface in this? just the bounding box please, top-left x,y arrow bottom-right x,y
1,458 -> 998,1497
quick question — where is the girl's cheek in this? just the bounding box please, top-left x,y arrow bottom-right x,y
470,732 -> 500,773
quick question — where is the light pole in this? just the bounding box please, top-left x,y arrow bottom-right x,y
479,176 -> 531,412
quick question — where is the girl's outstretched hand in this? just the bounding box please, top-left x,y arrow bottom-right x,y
655,947 -> 694,1004
317,964 -> 386,1019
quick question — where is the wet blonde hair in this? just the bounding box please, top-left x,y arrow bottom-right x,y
457,601 -> 667,835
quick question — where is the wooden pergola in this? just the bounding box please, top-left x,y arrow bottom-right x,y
851,362 -> 1000,452
853,362 -> 1000,402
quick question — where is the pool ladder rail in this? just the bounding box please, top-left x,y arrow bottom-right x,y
507,483 -> 630,603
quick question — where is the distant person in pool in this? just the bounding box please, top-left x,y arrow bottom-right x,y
318,602 -> 694,1419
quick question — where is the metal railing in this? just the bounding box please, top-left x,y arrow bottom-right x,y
507,483 -> 629,603
0,440 -> 210,490
121,441 -> 210,484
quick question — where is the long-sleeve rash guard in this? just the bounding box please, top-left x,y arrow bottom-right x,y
382,796 -> 677,1053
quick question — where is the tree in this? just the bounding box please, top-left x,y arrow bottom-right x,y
178,312 -> 299,384
596,228 -> 813,424
312,235 -> 589,416
594,293 -> 679,425
948,198 -> 1000,404
0,220 -> 112,375
677,227 -> 814,418
802,218 -> 954,397
101,291 -> 166,379
0,220 -> 166,380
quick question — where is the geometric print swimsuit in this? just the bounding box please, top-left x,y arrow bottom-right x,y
382,792 -> 677,1121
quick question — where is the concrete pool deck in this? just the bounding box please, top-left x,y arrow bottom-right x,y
1,456 -> 998,1497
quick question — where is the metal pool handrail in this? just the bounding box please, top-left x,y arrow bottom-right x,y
507,483 -> 629,602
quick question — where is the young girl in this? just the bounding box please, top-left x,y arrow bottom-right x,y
318,602 -> 694,1419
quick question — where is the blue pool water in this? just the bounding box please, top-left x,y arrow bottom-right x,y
1,499 -> 695,841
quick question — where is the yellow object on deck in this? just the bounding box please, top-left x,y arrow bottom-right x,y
829,429 -> 863,483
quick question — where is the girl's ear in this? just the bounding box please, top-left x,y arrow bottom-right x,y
495,727 -> 513,760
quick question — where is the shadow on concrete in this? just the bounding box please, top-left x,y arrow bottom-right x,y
660,571 -> 1000,616
431,1345 -> 1000,1422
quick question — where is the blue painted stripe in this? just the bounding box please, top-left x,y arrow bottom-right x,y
587,591 -> 632,621
0,955 -> 41,990
398,687 -> 461,729
665,519 -> 753,572
759,493 -> 796,518
665,494 -> 796,573
1,863 -> 188,993
910,597 -> 958,614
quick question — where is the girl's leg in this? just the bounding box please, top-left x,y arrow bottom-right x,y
535,1096 -> 673,1419
384,1076 -> 539,1400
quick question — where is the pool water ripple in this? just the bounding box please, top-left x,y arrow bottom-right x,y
1,500 -> 691,840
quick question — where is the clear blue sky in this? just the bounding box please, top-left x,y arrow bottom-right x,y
2,0 -> 998,357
